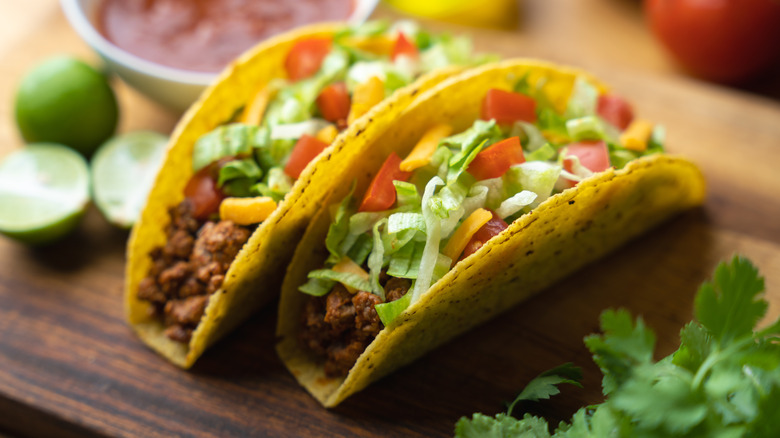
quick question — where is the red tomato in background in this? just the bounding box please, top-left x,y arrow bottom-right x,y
645,0 -> 780,83
285,38 -> 332,81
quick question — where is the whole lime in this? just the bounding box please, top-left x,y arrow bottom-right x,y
14,56 -> 119,157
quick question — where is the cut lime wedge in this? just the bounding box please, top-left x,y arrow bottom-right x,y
0,143 -> 90,245
91,131 -> 168,228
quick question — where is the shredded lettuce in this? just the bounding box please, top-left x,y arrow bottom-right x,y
513,74 -> 557,113
473,176 -> 505,211
525,143 -> 557,162
192,123 -> 258,172
251,167 -> 293,202
217,158 -> 262,187
495,190 -> 537,219
564,76 -> 598,119
368,218 -> 388,299
648,125 -> 666,153
419,34 -> 474,71
375,291 -> 412,326
389,20 -> 420,40
346,233 -> 373,266
462,185 -> 489,218
410,177 -> 444,303
299,277 -> 335,297
307,269 -> 371,293
432,253 -> 453,283
347,61 -> 391,88
387,240 -> 425,279
566,115 -> 608,141
254,136 -> 296,172
511,121 -> 547,152
394,181 -> 420,207
609,148 -> 640,169
387,212 -> 425,234
505,161 -> 561,209
325,185 -> 355,264
537,107 -> 569,141
349,211 -> 389,235
443,120 -> 502,184
430,178 -> 470,220
217,158 -> 263,197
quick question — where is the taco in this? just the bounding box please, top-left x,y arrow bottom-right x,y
125,21 -> 490,368
276,59 -> 706,407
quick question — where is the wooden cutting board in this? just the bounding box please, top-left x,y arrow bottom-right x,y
1,2 -> 779,437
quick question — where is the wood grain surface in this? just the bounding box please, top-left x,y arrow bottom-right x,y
1,1 -> 779,437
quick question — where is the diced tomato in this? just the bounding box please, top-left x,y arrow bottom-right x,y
467,136 -> 525,181
562,140 -> 611,188
481,89 -> 537,125
460,211 -> 508,260
316,82 -> 351,126
284,134 -> 329,179
285,37 -> 332,81
597,94 -> 634,130
359,152 -> 412,212
184,165 -> 226,220
392,32 -> 419,61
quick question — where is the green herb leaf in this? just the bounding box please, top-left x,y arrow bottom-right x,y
584,309 -> 655,395
456,256 -> 780,438
694,256 -> 767,346
508,363 -> 583,415
454,413 -> 551,438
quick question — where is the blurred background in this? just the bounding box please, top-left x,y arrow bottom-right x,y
2,0 -> 779,156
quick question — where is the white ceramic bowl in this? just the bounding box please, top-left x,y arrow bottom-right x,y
60,0 -> 378,113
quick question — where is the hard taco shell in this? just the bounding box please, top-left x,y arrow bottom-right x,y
125,23 -> 462,368
276,59 -> 707,407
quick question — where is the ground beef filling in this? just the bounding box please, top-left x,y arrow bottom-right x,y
299,275 -> 412,376
137,201 -> 251,343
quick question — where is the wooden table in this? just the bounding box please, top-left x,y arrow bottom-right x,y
1,1 -> 779,437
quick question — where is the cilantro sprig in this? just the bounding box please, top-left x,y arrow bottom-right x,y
455,256 -> 780,437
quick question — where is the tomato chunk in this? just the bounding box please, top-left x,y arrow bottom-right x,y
184,165 -> 226,220
481,89 -> 537,125
284,134 -> 329,179
597,94 -> 634,130
460,211 -> 508,260
467,136 -> 525,181
562,140 -> 611,188
285,37 -> 332,81
316,82 -> 351,126
359,152 -> 412,212
392,32 -> 418,61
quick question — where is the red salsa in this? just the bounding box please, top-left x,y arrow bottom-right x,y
96,0 -> 355,73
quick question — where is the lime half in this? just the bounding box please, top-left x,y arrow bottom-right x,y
91,131 -> 168,228
0,144 -> 90,245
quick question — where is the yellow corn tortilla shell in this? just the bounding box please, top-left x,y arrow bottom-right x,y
276,59 -> 707,407
125,23 -> 463,368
